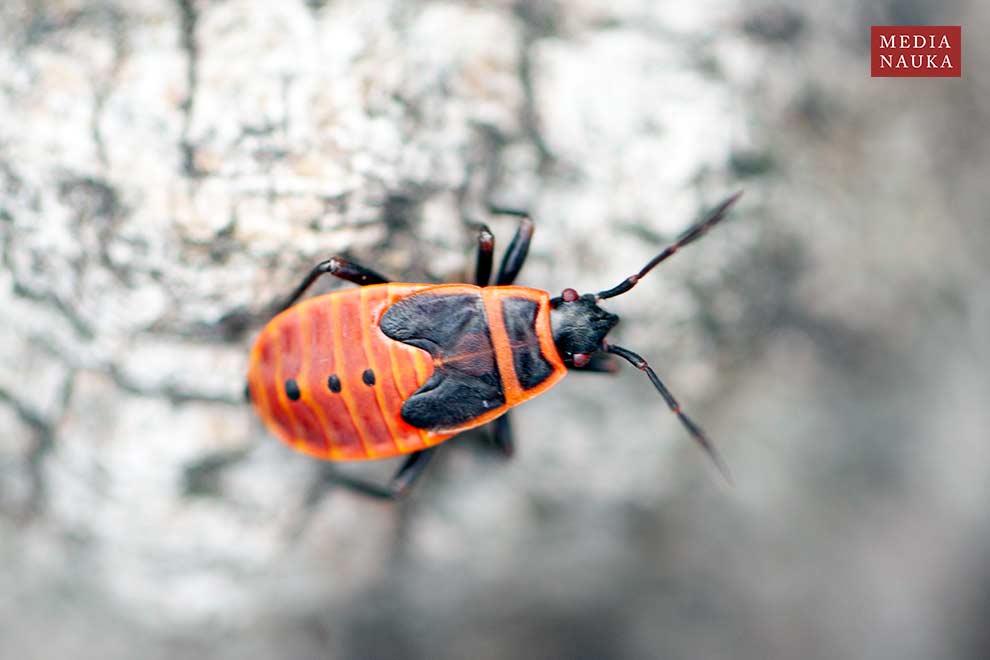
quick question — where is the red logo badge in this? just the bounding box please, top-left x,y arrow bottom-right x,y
871,26 -> 961,77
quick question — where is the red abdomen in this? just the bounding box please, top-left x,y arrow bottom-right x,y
247,283 -> 448,460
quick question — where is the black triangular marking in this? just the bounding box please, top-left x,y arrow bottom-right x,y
381,291 -> 505,430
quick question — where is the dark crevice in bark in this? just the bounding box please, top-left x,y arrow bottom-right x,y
90,8 -> 128,170
512,1 -> 559,174
0,374 -> 75,518
182,448 -> 252,498
107,364 -> 242,407
175,0 -> 203,178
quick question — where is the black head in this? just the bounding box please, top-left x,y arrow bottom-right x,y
549,288 -> 618,365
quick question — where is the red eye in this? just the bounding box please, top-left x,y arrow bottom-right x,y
572,353 -> 591,367
561,288 -> 579,302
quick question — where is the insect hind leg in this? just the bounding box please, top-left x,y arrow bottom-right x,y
274,256 -> 391,315
491,414 -> 515,457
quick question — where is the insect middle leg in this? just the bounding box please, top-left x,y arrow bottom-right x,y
326,448 -> 437,500
485,208 -> 535,455
491,414 -> 515,457
474,224 -> 495,286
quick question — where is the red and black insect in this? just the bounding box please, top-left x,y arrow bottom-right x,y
247,192 -> 742,497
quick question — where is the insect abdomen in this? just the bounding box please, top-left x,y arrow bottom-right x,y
247,284 -> 445,460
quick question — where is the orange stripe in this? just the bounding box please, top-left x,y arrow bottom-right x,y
277,312 -> 328,451
533,292 -> 567,381
306,299 -> 365,460
385,284 -> 419,400
255,329 -> 294,446
330,293 -> 373,458
339,292 -> 394,457
482,288 -> 524,406
496,286 -> 568,402
387,337 -> 414,400
296,304 -> 334,455
384,321 -> 433,449
410,347 -> 430,384
270,320 -> 306,450
360,287 -> 404,455
495,286 -> 568,374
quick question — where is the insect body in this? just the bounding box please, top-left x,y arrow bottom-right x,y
248,192 -> 742,497
247,283 -> 566,461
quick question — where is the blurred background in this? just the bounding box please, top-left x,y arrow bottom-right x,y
1,1 -> 988,658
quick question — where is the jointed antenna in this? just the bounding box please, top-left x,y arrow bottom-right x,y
597,191 -> 743,301
606,343 -> 731,482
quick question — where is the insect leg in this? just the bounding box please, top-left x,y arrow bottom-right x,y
483,209 -> 533,457
491,207 -> 534,285
389,448 -> 437,495
491,414 -> 515,457
276,256 -> 391,314
326,448 -> 437,500
474,224 -> 495,286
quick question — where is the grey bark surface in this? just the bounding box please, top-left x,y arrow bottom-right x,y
2,1 -> 990,659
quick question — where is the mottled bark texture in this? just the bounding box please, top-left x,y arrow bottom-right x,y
3,1 -> 990,659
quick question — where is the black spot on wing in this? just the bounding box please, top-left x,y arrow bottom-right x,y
381,291 -> 505,430
501,296 -> 554,390
285,378 -> 301,401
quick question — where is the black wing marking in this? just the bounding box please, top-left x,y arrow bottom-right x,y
380,292 -> 505,430
501,296 -> 554,390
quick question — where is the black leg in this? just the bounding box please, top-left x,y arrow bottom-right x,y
474,224 -> 495,286
605,343 -> 731,482
276,256 -> 390,314
491,208 -> 534,286
326,448 -> 437,500
491,414 -> 515,457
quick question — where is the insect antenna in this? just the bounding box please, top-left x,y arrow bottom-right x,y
606,343 -> 731,483
596,191 -> 743,301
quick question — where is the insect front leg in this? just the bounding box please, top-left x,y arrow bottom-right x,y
474,224 -> 495,286
490,207 -> 534,286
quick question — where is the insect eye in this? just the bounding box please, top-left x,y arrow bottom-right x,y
561,288 -> 579,302
572,353 -> 591,368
